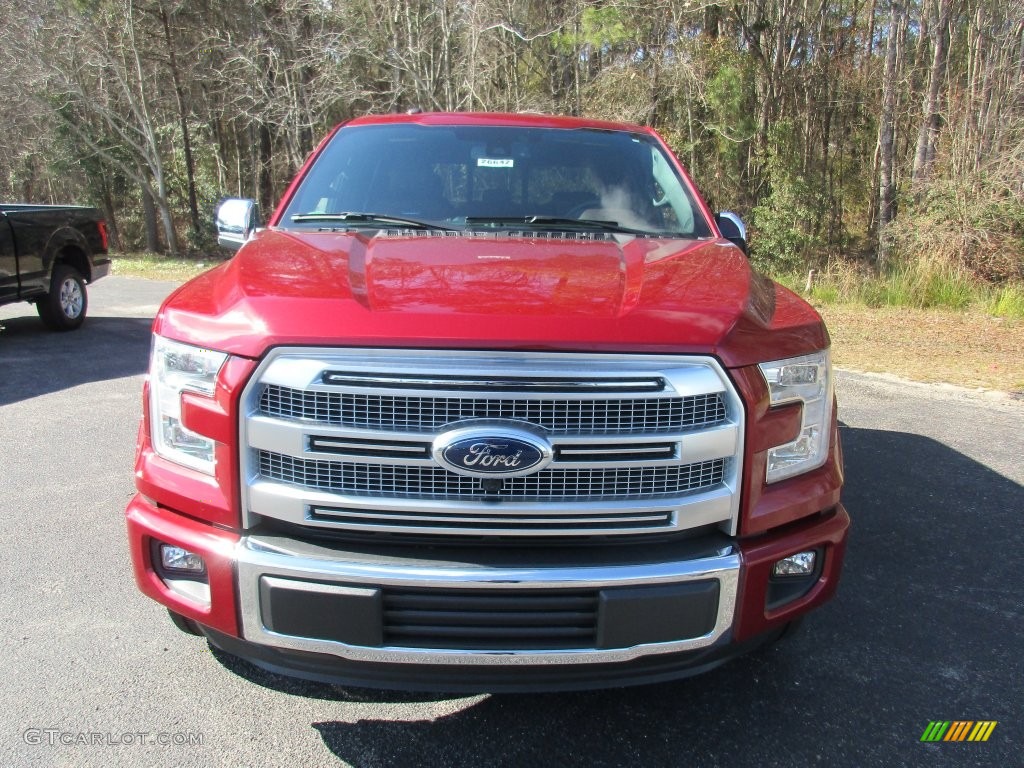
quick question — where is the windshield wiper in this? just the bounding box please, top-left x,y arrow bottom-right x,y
290,212 -> 454,231
464,215 -> 654,236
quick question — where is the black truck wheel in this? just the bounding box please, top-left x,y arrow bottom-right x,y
37,263 -> 88,331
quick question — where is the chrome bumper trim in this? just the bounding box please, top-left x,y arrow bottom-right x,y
235,537 -> 740,665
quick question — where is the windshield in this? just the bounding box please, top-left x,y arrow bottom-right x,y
279,123 -> 712,238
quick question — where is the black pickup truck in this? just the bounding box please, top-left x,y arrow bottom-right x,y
0,204 -> 110,330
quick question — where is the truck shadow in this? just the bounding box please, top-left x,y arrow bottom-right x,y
211,423 -> 1024,765
0,314 -> 153,406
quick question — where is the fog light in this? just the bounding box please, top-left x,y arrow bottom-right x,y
773,551 -> 816,577
160,544 -> 206,575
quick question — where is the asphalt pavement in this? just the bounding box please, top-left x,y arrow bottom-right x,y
0,276 -> 1021,767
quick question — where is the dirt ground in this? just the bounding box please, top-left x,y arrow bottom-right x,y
819,305 -> 1024,395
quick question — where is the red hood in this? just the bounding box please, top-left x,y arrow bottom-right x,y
156,229 -> 827,368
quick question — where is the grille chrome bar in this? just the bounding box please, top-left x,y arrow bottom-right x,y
308,436 -> 431,459
322,372 -> 666,392
309,505 -> 674,533
248,479 -> 735,537
249,415 -> 738,469
240,349 -> 744,538
557,444 -> 675,456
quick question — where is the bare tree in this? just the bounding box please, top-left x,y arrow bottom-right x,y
11,0 -> 182,253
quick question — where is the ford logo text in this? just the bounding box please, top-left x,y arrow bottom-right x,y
433,427 -> 552,478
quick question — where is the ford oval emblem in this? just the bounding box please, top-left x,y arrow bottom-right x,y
433,426 -> 552,478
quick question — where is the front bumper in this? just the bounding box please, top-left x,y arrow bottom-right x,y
126,496 -> 848,691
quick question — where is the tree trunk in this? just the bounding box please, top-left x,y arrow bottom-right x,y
140,178 -> 160,254
911,0 -> 952,190
866,0 -> 877,57
877,0 -> 903,268
99,175 -> 122,252
155,191 -> 179,257
159,1 -> 201,238
258,122 -> 275,217
704,3 -> 721,38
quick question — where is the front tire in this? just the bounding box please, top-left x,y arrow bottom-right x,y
167,609 -> 203,636
37,264 -> 87,331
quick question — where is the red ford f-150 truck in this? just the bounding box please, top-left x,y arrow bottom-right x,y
126,112 -> 848,691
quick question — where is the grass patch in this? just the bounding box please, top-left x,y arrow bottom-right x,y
112,252 -> 228,281
857,264 -> 975,310
989,285 -> 1024,320
778,259 -> 1023,319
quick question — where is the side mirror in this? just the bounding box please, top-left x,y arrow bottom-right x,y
216,198 -> 260,251
715,211 -> 748,255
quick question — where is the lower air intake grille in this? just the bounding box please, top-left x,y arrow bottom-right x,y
382,589 -> 598,650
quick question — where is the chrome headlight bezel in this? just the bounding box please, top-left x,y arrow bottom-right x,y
759,349 -> 833,483
149,336 -> 228,475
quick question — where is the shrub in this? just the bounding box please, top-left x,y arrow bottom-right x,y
750,122 -> 825,273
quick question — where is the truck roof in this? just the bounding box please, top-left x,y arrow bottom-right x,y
341,111 -> 658,135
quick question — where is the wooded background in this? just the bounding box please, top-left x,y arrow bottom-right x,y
1,0 -> 1021,280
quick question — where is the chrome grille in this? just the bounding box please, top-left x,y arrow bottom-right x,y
259,385 -> 726,434
259,450 -> 726,500
241,350 -> 744,538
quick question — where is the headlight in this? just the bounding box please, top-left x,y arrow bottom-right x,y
759,350 -> 833,483
149,336 -> 228,474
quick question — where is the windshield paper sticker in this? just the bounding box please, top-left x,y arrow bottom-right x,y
477,158 -> 514,168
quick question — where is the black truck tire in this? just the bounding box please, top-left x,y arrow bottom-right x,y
167,609 -> 203,636
37,263 -> 88,331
